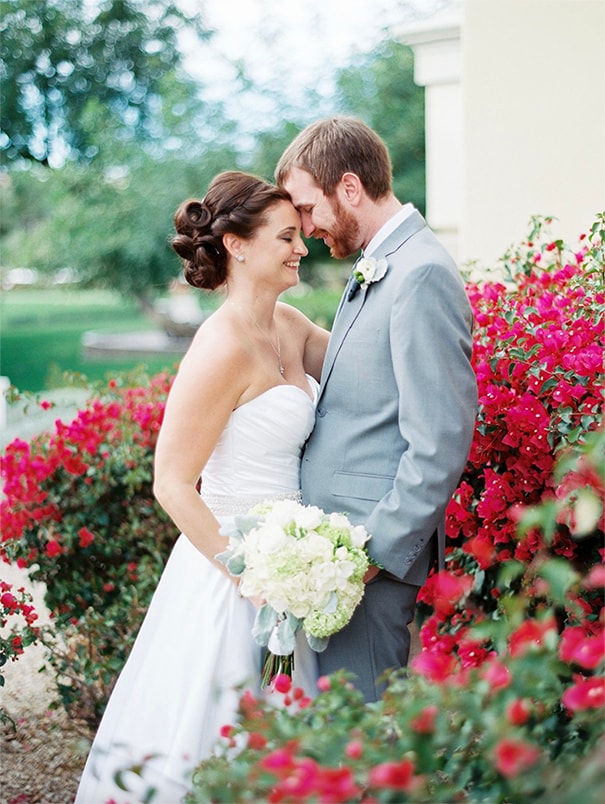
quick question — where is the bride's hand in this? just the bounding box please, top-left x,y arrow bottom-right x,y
247,594 -> 265,610
236,582 -> 265,609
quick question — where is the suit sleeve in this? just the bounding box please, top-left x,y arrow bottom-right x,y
364,259 -> 477,577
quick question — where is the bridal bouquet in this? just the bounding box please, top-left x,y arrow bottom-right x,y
217,499 -> 371,687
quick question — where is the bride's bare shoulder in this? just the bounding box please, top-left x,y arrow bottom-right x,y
181,305 -> 252,375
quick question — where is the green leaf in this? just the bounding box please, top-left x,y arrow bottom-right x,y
538,559 -> 580,604
252,605 -> 279,647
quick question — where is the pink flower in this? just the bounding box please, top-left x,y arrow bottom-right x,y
493,738 -> 541,777
506,698 -> 532,725
559,626 -> 605,670
421,570 -> 473,615
78,527 -> 95,548
1,592 -> 17,610
411,649 -> 458,682
344,739 -> 364,759
273,673 -> 292,694
317,675 -> 331,692
261,747 -> 296,771
369,759 -> 416,791
481,659 -> 512,692
247,731 -> 267,750
457,638 -> 491,669
562,675 -> 605,712
410,705 -> 438,734
46,539 -> 63,557
583,564 -> 605,590
508,617 -> 557,657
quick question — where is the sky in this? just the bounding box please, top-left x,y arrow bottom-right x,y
180,0 -> 451,133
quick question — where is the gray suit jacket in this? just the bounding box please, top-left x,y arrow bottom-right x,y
301,210 -> 477,583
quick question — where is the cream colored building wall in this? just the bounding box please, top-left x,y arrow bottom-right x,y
461,0 -> 605,266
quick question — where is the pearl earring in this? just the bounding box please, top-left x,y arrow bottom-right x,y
236,255 -> 244,263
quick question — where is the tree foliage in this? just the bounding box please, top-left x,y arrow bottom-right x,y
335,40 -> 426,213
0,0 -> 211,165
1,17 -> 427,298
0,146 -> 242,299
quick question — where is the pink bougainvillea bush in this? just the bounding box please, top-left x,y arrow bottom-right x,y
0,370 -> 175,723
417,214 -> 604,683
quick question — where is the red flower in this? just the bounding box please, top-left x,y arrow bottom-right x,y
420,570 -> 473,615
247,731 -> 267,751
273,673 -> 292,694
583,564 -> 605,589
369,759 -> 416,791
562,675 -> 605,712
46,539 -> 63,557
317,675 -> 331,692
457,638 -> 492,669
506,698 -> 532,725
410,705 -> 438,734
77,527 -> 95,548
493,738 -> 541,777
261,747 -> 296,772
345,739 -> 364,759
463,532 -> 496,568
481,659 -> 512,692
411,649 -> 458,682
508,616 -> 557,657
559,626 -> 605,670
1,592 -> 17,610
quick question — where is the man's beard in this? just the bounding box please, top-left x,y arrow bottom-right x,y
315,197 -> 361,260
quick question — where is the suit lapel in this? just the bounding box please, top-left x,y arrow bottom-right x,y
319,278 -> 367,396
317,211 -> 427,404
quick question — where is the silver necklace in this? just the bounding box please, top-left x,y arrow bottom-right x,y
230,302 -> 284,375
252,318 -> 284,375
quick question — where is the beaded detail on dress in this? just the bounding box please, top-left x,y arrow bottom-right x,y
201,490 -> 303,516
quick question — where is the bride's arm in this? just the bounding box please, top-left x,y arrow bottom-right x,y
277,302 -> 329,382
153,320 -> 249,579
303,319 -> 330,381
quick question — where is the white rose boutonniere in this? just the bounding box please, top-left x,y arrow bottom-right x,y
348,256 -> 389,300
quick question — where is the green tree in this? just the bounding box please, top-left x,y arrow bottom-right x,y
0,143 -> 242,301
1,32 -> 427,297
0,0 -> 210,166
336,40 -> 426,213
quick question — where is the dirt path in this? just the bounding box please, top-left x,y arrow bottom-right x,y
1,563 -> 91,804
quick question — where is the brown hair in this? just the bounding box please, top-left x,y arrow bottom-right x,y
171,171 -> 290,290
275,117 -> 392,201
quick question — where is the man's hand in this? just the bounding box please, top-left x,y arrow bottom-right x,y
363,564 -> 381,583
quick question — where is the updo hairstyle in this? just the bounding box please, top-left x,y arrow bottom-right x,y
171,171 -> 291,290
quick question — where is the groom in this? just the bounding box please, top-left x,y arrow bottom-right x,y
276,117 -> 477,702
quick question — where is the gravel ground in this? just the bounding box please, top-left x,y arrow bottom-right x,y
1,563 -> 92,804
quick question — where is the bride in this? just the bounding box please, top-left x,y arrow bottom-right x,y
75,171 -> 329,803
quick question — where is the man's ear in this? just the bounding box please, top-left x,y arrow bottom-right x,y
339,172 -> 363,206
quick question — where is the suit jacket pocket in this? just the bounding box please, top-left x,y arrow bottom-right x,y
332,471 -> 393,502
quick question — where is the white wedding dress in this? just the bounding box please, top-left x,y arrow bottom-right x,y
75,377 -> 319,804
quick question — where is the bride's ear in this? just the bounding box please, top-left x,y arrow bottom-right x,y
223,233 -> 244,263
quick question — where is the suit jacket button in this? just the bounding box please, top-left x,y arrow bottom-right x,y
317,407 -> 326,418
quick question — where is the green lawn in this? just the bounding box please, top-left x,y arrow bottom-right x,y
0,288 -> 182,393
0,286 -> 341,394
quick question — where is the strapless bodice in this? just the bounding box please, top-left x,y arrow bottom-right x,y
200,378 -> 318,504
